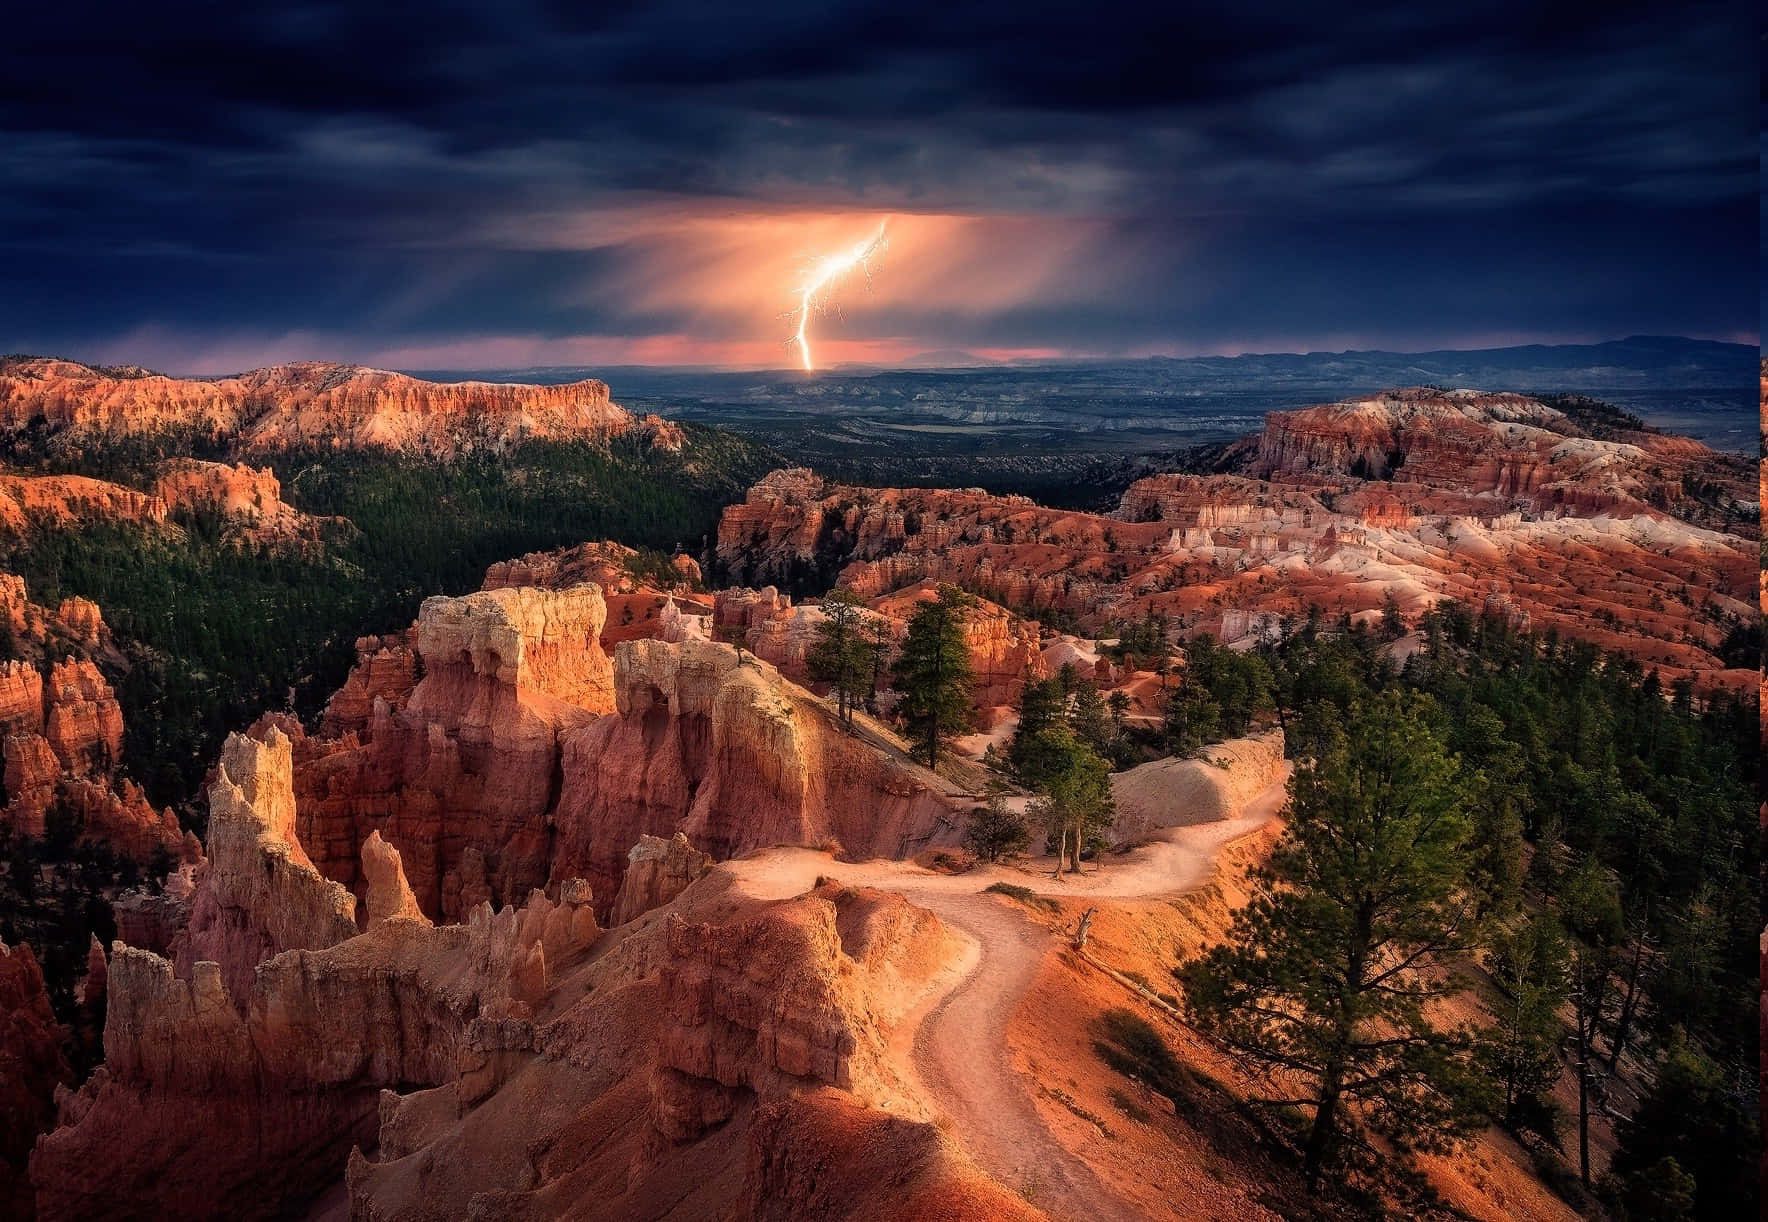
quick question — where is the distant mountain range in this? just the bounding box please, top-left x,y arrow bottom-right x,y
416,335 -> 1756,388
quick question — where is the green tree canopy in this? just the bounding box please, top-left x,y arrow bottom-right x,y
1180,690 -> 1487,1190
807,586 -> 873,725
892,584 -> 975,769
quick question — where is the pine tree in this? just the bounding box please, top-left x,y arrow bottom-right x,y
1455,704 -> 1528,918
1476,913 -> 1569,1136
964,787 -> 1030,862
1607,1033 -> 1758,1220
892,584 -> 974,769
807,586 -> 871,725
1180,691 -> 1487,1190
1559,855 -> 1623,1189
1007,675 -> 1067,785
1067,680 -> 1113,757
1024,727 -> 1114,875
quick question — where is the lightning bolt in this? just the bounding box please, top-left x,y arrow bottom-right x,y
786,221 -> 888,372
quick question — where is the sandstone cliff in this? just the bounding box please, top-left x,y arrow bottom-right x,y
0,941 -> 71,1219
549,638 -> 967,906
0,357 -> 670,456
31,845 -> 600,1221
0,588 -> 186,861
609,832 -> 713,926
173,729 -> 360,1003
339,873 -> 994,1222
31,814 -> 992,1222
714,388 -> 1759,691
0,459 -> 322,543
288,584 -> 612,922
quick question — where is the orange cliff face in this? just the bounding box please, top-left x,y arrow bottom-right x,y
1250,386 -> 1753,531
269,571 -> 964,924
0,577 -> 187,861
0,941 -> 71,1217
0,356 -> 677,456
0,459 -> 323,544
715,390 -> 1758,692
27,680 -> 995,1221
706,578 -> 1045,726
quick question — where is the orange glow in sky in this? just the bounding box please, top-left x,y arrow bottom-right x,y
787,221 -> 888,370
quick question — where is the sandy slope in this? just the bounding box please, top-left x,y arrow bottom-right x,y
725,764 -> 1293,1220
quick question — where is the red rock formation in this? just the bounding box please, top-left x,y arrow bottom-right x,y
41,660 -> 122,777
0,625 -> 183,860
1251,386 -> 1752,530
714,580 -> 1044,722
483,539 -> 712,648
737,1088 -> 1042,1222
151,459 -> 317,540
361,831 -> 429,928
286,584 -> 613,921
715,388 -> 1758,692
0,357 -> 675,456
317,632 -> 418,737
549,638 -> 966,908
338,875 -> 979,1221
173,729 -> 360,1004
871,580 -> 1047,716
0,941 -> 71,1220
31,854 -> 600,1222
608,832 -> 713,926
652,882 -> 960,1141
50,598 -> 108,652
0,474 -> 166,534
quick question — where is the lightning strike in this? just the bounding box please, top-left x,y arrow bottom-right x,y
786,221 -> 888,371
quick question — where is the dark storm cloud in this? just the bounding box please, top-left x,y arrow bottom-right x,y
0,1 -> 1754,369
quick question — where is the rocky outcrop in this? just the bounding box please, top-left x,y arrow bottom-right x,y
483,539 -> 713,649
1109,730 -> 1286,844
341,873 -> 971,1221
737,1089 -> 1043,1222
652,882 -> 960,1142
414,583 -> 614,712
150,459 -> 314,539
549,639 -> 966,907
30,856 -> 600,1222
32,826 -> 974,1222
609,832 -> 713,926
0,643 -> 184,860
714,391 -> 1759,692
0,357 -> 671,456
173,729 -> 359,1003
41,660 -> 122,777
317,632 -> 418,737
0,475 -> 166,533
361,831 -> 429,929
1250,386 -> 1753,531
1,941 -> 71,1220
286,584 -> 612,921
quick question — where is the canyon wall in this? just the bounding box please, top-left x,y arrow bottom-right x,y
0,357 -> 678,456
714,389 -> 1758,690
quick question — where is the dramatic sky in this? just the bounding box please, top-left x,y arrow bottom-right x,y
1,2 -> 1756,373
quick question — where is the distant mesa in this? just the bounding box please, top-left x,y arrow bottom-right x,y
0,356 -> 682,455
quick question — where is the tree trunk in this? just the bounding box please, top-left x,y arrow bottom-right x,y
1574,952 -> 1593,1188
1304,1069 -> 1343,1193
1052,826 -> 1066,878
1608,935 -> 1646,1072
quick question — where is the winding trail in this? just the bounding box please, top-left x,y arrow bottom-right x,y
725,764 -> 1293,1221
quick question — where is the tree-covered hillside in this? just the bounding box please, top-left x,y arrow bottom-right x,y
0,427 -> 778,818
